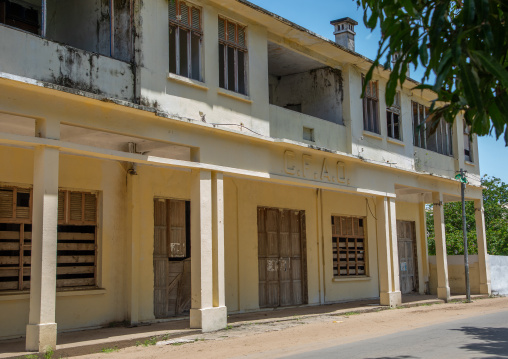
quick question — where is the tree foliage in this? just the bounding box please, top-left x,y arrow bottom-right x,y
427,176 -> 508,255
357,0 -> 508,145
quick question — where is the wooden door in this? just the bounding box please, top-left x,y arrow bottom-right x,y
258,207 -> 307,308
397,220 -> 418,294
153,199 -> 191,318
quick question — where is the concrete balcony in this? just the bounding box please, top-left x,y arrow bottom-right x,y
414,147 -> 457,179
0,25 -> 135,102
269,104 -> 348,153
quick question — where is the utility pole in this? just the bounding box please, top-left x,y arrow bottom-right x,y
456,169 -> 471,303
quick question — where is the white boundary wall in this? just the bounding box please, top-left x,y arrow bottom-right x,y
490,255 -> 508,296
429,255 -> 508,296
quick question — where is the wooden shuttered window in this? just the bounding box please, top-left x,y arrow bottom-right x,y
57,190 -> 97,288
332,216 -> 367,277
0,187 -> 32,291
168,0 -> 202,81
218,16 -> 248,95
0,188 -> 97,292
362,76 -> 380,134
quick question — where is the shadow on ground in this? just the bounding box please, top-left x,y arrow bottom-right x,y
365,356 -> 418,359
454,326 -> 508,358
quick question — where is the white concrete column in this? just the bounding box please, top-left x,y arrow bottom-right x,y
432,192 -> 450,302
190,170 -> 227,332
376,196 -> 401,307
26,146 -> 59,352
212,172 -> 226,308
418,199 -> 430,294
126,172 -> 141,324
474,199 -> 491,295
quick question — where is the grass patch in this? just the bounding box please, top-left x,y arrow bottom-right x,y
100,346 -> 119,353
225,325 -> 234,330
142,337 -> 158,347
343,311 -> 360,316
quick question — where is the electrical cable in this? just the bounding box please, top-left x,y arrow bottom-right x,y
366,198 -> 378,220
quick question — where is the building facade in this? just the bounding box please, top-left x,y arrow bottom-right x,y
0,0 -> 491,352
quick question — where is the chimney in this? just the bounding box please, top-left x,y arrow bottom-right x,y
330,17 -> 358,52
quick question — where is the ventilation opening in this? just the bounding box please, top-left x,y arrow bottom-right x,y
303,127 -> 314,142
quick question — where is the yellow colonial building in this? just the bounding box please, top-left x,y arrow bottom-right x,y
0,0 -> 491,352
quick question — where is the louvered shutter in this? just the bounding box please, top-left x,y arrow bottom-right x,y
180,2 -> 189,26
168,0 -> 177,21
227,22 -> 236,43
218,18 -> 226,41
191,7 -> 200,30
58,191 -> 65,222
84,193 -> 97,222
238,27 -> 246,47
69,192 -> 83,222
0,189 -> 13,219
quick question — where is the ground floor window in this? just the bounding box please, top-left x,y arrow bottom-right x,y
0,187 -> 98,291
332,216 -> 367,277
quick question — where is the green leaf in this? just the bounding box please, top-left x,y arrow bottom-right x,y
459,59 -> 483,112
470,50 -> 508,89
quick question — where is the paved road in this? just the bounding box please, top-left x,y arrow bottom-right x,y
284,310 -> 508,359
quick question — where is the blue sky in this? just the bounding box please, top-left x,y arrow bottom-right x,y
249,0 -> 508,183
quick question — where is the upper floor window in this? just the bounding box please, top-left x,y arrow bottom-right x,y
0,0 -> 41,35
362,76 -> 380,134
464,120 -> 473,162
218,17 -> 247,95
412,101 -> 453,156
386,92 -> 401,140
169,0 -> 202,81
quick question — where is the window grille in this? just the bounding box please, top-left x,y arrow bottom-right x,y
332,216 -> 367,277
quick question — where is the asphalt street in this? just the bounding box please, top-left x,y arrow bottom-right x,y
284,310 -> 508,359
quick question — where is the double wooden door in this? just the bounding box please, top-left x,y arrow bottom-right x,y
258,207 -> 307,308
397,220 -> 418,294
153,199 -> 191,318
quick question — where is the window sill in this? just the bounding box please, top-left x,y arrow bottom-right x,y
387,138 -> 405,147
0,288 -> 106,301
217,88 -> 252,103
362,131 -> 383,141
332,276 -> 371,283
167,73 -> 208,91
465,160 -> 475,167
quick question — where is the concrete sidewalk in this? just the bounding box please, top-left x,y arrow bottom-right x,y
0,294 -> 488,359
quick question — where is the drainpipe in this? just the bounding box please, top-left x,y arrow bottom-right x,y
316,189 -> 326,304
41,0 -> 46,37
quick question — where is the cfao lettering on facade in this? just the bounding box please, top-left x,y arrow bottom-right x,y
283,150 -> 348,185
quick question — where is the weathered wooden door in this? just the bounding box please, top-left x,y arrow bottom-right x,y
154,199 -> 191,318
397,220 -> 418,294
258,207 -> 307,308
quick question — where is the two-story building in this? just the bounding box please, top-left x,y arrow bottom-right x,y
0,0 -> 491,352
